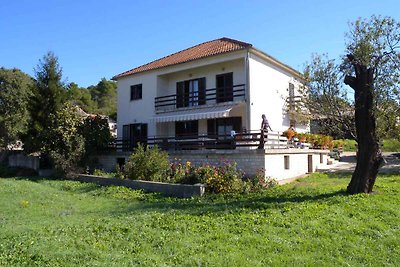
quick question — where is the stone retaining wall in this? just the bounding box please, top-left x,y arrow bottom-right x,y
8,154 -> 40,170
73,174 -> 205,198
94,149 -> 330,183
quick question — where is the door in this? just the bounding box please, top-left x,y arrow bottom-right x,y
122,123 -> 147,150
216,73 -> 233,103
176,78 -> 206,108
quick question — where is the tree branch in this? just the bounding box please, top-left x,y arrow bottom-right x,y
344,75 -> 357,90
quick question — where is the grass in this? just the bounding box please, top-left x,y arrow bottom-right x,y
1,174 -> 399,266
343,138 -> 400,152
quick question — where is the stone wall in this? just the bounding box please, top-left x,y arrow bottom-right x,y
94,149 -> 330,183
74,175 -> 205,198
8,154 -> 40,171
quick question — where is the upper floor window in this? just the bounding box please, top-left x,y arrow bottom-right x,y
216,72 -> 233,103
176,78 -> 206,108
130,84 -> 142,100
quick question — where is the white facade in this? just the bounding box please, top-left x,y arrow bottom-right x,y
116,44 -> 308,143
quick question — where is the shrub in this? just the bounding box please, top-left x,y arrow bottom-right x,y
332,139 -> 345,149
169,159 -> 197,184
244,168 -> 278,192
124,144 -> 170,182
194,159 -> 245,194
92,165 -> 125,179
382,139 -> 400,152
343,139 -> 357,152
46,103 -> 86,176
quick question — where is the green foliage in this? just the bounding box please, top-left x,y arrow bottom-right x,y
382,139 -> 400,152
47,103 -> 85,176
24,52 -> 68,153
0,68 -> 33,148
0,173 -> 399,265
343,139 -> 358,152
124,144 -> 170,181
92,165 -> 125,179
89,78 -> 117,119
66,78 -> 117,120
195,159 -> 245,193
343,16 -> 400,141
67,82 -> 97,112
79,115 -> 112,154
341,138 -> 400,152
303,54 -> 356,139
304,16 -> 400,141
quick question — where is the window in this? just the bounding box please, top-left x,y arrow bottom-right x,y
176,78 -> 206,108
122,123 -> 148,150
130,84 -> 142,100
216,73 -> 233,103
288,83 -> 295,110
175,120 -> 198,138
284,155 -> 290,170
207,117 -> 242,137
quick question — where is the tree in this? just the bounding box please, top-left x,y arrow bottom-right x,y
0,68 -> 33,150
67,82 -> 97,113
79,115 -> 112,155
47,103 -> 85,175
24,52 -> 67,153
303,54 -> 356,139
303,16 -> 400,194
343,16 -> 400,194
90,78 -> 117,119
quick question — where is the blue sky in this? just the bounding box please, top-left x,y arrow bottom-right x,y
1,0 -> 399,87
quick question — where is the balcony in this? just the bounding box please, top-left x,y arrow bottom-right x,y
155,84 -> 245,112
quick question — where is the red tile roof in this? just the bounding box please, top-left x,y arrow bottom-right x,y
113,37 -> 252,79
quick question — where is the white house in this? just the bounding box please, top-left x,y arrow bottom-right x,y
108,38 -> 330,182
113,37 -> 308,148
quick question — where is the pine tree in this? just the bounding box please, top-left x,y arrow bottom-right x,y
24,52 -> 67,153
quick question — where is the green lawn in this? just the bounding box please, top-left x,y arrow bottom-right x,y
1,174 -> 399,266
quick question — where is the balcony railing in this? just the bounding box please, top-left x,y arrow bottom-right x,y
155,84 -> 246,112
108,130 -> 289,152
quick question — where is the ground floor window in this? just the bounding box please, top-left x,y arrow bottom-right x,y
207,117 -> 242,137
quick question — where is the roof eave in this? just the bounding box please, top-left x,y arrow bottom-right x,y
112,48 -> 250,80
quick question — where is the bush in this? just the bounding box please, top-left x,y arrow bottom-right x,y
169,159 -> 197,184
124,144 -> 170,182
243,168 -> 278,192
382,139 -> 400,152
92,165 -> 125,179
46,103 -> 86,176
193,159 -> 245,194
343,139 -> 357,152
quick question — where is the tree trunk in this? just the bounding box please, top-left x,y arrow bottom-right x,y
344,55 -> 383,194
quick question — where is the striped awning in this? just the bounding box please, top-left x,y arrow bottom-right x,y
152,105 -> 236,123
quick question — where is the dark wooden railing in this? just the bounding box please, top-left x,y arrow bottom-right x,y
108,131 -> 289,152
155,84 -> 246,112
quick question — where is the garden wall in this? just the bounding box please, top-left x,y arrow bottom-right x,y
8,153 -> 40,171
73,174 -> 205,198
94,149 -> 330,183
